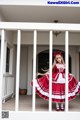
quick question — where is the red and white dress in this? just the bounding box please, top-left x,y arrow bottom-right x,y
31,64 -> 80,102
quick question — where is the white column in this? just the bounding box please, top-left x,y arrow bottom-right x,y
0,30 -> 5,119
15,30 -> 21,111
32,30 -> 37,112
49,31 -> 53,112
65,31 -> 69,112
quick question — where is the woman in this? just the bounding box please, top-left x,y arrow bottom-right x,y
31,51 -> 80,111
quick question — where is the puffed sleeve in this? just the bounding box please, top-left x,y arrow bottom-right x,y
52,65 -> 59,81
52,65 -> 57,73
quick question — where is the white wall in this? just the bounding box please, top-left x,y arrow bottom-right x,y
20,46 -> 28,89
0,12 -> 5,21
5,31 -> 13,46
14,45 -> 33,95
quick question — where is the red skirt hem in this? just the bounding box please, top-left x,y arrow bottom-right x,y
36,88 -> 80,103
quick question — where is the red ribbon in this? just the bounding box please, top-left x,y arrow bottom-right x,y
53,51 -> 62,57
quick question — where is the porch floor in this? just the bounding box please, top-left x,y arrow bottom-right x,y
2,95 -> 80,112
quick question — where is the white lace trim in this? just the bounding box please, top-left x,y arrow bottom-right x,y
56,64 -> 65,69
35,80 -> 80,99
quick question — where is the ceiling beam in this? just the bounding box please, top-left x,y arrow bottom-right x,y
0,22 -> 80,31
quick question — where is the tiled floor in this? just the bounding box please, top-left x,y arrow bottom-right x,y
2,95 -> 80,112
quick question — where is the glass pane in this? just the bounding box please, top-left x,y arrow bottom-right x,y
6,47 -> 10,72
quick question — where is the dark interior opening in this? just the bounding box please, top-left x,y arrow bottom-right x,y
37,49 -> 71,74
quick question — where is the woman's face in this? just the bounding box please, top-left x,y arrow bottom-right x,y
56,55 -> 62,63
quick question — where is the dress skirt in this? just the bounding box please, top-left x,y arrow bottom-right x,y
31,64 -> 80,103
31,73 -> 80,103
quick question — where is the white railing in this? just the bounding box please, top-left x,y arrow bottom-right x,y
2,74 -> 14,103
15,30 -> 21,111
0,22 -> 80,119
0,30 -> 5,119
65,31 -> 69,112
49,31 -> 53,111
32,30 -> 37,111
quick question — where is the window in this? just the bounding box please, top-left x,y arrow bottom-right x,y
6,47 -> 10,73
